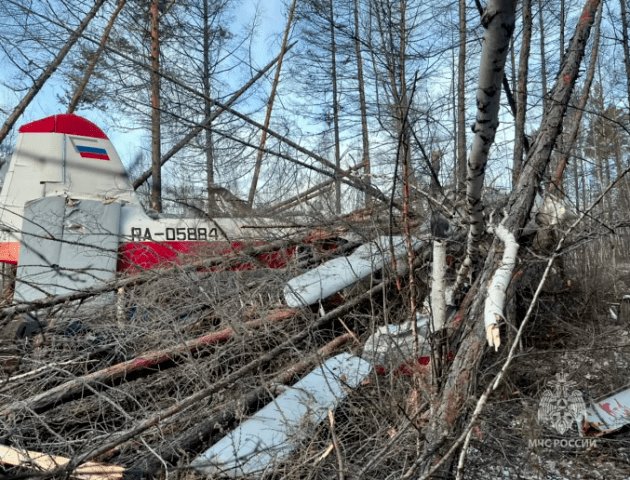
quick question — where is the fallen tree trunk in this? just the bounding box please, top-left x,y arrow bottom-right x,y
416,0 -> 602,476
0,308 -> 298,417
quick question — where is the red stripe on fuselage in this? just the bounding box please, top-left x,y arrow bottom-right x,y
79,152 -> 110,160
118,241 -> 297,273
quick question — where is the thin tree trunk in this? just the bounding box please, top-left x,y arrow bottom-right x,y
430,150 -> 442,194
150,0 -> 162,212
513,0 -> 532,185
573,147 -> 580,210
418,1 -> 601,476
247,0 -> 296,208
550,0 -> 602,194
461,0 -> 516,270
0,0 -> 107,146
473,0 -> 518,117
620,0 -> 630,118
457,0 -> 467,193
538,0 -> 548,110
67,0 -> 126,114
560,0 -> 565,58
613,141 -> 630,210
354,0 -> 371,208
510,36 -> 516,94
330,0 -> 342,214
452,41 -> 458,191
203,0 -> 215,212
580,144 -> 591,208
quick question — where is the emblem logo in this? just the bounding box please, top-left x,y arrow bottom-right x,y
538,373 -> 586,434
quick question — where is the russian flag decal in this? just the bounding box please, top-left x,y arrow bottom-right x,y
76,145 -> 110,161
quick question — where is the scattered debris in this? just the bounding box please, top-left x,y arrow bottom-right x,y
361,315 -> 431,371
578,386 -> 630,436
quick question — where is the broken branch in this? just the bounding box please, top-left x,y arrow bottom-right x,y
0,308 -> 298,417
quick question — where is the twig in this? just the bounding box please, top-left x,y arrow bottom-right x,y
455,427 -> 474,480
2,359 -> 85,383
355,402 -> 428,477
328,411 -> 345,480
0,308 -> 298,416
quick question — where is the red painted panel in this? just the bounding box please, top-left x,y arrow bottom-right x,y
79,152 -> 110,160
18,116 -> 56,134
118,241 -> 297,273
19,114 -> 108,139
0,242 -> 20,264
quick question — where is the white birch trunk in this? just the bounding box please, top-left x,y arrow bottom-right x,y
484,224 -> 518,351
431,240 -> 447,331
461,0 -> 516,266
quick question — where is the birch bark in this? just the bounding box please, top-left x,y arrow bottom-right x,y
460,0 -> 516,275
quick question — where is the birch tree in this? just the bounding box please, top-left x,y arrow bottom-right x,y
415,0 -> 602,476
457,0 -> 516,285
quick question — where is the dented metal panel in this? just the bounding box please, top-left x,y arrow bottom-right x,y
578,386 -> 630,436
14,197 -> 120,302
191,353 -> 372,478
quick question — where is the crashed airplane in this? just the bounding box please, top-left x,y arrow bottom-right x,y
0,114 -> 301,303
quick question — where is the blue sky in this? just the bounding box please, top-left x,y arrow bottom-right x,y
1,0 -> 288,167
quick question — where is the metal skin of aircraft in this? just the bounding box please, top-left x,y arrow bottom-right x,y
0,114 -> 299,303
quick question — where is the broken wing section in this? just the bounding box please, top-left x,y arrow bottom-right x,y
284,236 -> 424,307
191,353 -> 372,477
578,387 -> 630,436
